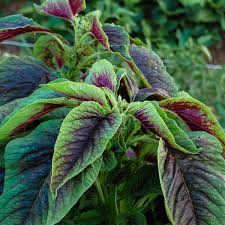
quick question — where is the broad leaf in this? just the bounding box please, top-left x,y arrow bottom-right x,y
35,0 -> 86,21
103,24 -> 131,60
0,56 -> 54,106
135,88 -> 169,101
160,97 -> 225,147
0,151 -> 4,196
127,101 -> 199,154
0,98 -> 80,142
42,81 -> 108,106
158,132 -> 225,225
33,35 -> 65,68
51,101 -> 122,195
0,120 -> 101,225
0,79 -> 67,126
85,59 -> 117,92
129,44 -> 178,96
0,14 -> 50,42
0,100 -> 20,125
92,20 -> 131,60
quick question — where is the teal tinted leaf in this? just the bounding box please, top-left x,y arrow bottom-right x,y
0,100 -> 20,125
0,56 -> 55,106
129,44 -> 178,96
158,132 -> 225,225
0,14 -> 50,42
160,97 -> 225,147
127,101 -> 199,154
103,24 -> 131,60
35,0 -> 86,21
0,97 -> 80,142
0,120 -> 101,225
51,101 -> 122,196
0,79 -> 67,126
0,151 -> 4,196
42,81 -> 108,106
85,59 -> 117,92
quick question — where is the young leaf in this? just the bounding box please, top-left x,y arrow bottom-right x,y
0,14 -> 50,42
85,59 -> 117,92
129,44 -> 178,96
91,20 -> 131,60
158,132 -> 225,225
33,35 -> 65,68
35,0 -> 86,21
0,120 -> 102,225
0,56 -> 55,106
51,101 -> 122,196
90,13 -> 110,49
127,101 -> 199,154
42,81 -> 108,106
102,24 -> 131,60
160,97 -> 225,147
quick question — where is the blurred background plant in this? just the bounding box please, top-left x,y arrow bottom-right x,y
1,0 -> 225,127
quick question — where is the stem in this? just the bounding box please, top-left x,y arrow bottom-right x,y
76,32 -> 91,47
79,51 -> 110,68
127,135 -> 158,146
48,33 -> 66,50
131,62 -> 151,88
95,178 -> 105,204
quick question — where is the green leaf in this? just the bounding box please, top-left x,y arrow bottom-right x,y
0,120 -> 101,225
127,101 -> 199,154
160,96 -> 225,147
117,211 -> 147,225
0,14 -> 50,42
85,59 -> 117,92
42,81 -> 108,106
0,100 -> 20,125
33,35 -> 65,68
51,101 -> 122,196
35,0 -> 86,21
129,44 -> 178,96
101,150 -> 117,172
0,56 -> 54,106
0,97 -> 79,143
158,132 -> 225,225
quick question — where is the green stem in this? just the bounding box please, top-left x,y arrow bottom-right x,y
79,51 -> 110,68
76,32 -> 91,48
131,62 -> 151,88
48,33 -> 66,50
95,178 -> 105,204
127,135 -> 158,146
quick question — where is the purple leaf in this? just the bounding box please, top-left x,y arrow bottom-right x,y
160,97 -> 225,147
0,14 -> 51,42
35,0 -> 86,21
